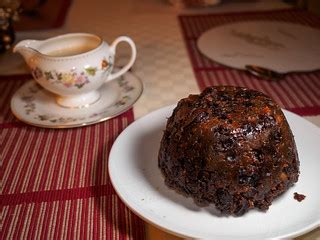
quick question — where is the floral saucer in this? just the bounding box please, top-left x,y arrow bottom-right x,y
11,72 -> 143,128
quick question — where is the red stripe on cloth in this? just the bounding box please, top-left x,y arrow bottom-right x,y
0,122 -> 27,128
13,130 -> 42,193
0,80 -> 28,123
73,126 -> 89,188
0,81 -> 20,109
2,196 -> 145,240
23,131 -> 50,193
287,106 -> 320,116
1,207 -> 12,238
2,129 -> 31,194
0,185 -> 114,206
1,128 -> 18,171
179,8 -> 320,27
68,200 -> 77,239
62,129 -> 78,189
52,201 -> 65,239
292,75 -> 318,106
48,130 -> 69,190
301,74 -> 320,103
13,204 -> 27,239
1,111 -> 134,194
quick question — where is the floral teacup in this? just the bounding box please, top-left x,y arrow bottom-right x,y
14,33 -> 136,108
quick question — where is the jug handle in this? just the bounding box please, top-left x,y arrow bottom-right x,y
106,36 -> 137,81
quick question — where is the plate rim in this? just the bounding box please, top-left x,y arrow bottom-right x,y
109,105 -> 320,239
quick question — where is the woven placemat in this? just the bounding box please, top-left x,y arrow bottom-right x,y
0,76 -> 145,239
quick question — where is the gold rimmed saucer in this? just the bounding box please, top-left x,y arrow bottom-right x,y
10,72 -> 143,128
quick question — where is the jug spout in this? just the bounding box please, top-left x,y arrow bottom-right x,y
13,40 -> 41,62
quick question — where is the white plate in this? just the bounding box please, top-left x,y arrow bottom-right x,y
109,105 -> 320,239
11,71 -> 143,128
197,21 -> 320,73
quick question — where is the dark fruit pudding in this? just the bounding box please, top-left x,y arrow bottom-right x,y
158,86 -> 299,216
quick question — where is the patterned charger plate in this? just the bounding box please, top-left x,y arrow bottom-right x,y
197,21 -> 320,73
11,72 -> 143,128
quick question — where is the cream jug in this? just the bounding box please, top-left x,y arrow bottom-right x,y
14,33 -> 137,108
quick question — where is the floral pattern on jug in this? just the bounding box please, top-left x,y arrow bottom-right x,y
20,74 -> 137,125
31,57 -> 112,89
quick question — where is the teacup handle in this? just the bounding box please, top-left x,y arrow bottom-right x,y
107,36 -> 137,81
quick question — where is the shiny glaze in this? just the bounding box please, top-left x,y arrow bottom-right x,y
159,86 -> 299,216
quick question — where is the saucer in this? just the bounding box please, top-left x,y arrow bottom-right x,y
11,72 -> 143,128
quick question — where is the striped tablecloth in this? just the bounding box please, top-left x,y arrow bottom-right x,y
179,9 -> 320,116
0,76 -> 145,239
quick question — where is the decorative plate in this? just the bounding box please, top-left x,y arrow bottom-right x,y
197,21 -> 320,73
109,105 -> 320,239
11,71 -> 143,128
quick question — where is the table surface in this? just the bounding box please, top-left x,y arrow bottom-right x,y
1,0 -> 319,239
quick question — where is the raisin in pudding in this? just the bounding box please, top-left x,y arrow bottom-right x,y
158,86 -> 299,216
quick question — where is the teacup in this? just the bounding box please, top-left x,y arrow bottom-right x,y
14,33 -> 136,108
